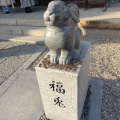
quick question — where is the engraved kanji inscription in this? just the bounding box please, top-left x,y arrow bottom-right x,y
49,81 -> 65,94
54,97 -> 66,108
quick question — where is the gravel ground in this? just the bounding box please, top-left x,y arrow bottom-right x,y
84,37 -> 120,120
101,80 -> 120,120
84,37 -> 120,80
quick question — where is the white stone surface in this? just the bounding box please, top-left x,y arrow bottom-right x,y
0,78 -> 13,97
0,34 -> 45,44
0,70 -> 44,120
0,19 -> 17,26
0,41 -> 46,96
0,77 -> 5,85
0,25 -> 25,35
0,25 -> 45,37
23,26 -> 45,37
35,41 -> 90,120
17,20 -> 45,27
10,36 -> 45,44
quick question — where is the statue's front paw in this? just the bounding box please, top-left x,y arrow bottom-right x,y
50,55 -> 58,64
59,56 -> 71,65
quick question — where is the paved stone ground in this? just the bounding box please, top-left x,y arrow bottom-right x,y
0,70 -> 44,120
0,40 -> 47,120
0,41 -> 39,79
0,40 -> 46,87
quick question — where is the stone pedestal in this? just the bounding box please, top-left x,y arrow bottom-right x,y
35,41 -> 90,120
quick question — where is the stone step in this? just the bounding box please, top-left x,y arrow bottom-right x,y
80,19 -> 120,29
79,19 -> 120,39
81,27 -> 120,39
0,25 -> 45,37
17,19 -> 46,27
0,18 -> 45,27
0,34 -> 45,45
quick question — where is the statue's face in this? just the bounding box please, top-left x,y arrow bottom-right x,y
44,1 -> 71,26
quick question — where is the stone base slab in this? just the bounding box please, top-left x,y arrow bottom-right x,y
35,41 -> 91,120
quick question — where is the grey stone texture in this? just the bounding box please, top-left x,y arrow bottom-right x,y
0,42 -> 41,78
0,25 -> 45,37
0,77 -> 13,97
9,45 -> 47,80
0,40 -> 47,97
0,70 -> 44,120
17,19 -> 45,27
0,25 -> 25,35
0,77 -> 6,85
0,34 -> 45,45
0,42 -> 26,64
22,26 -> 45,37
101,80 -> 120,120
84,37 -> 120,80
44,1 -> 82,65
0,19 -> 17,26
35,41 -> 90,120
0,40 -> 11,50
89,79 -> 103,120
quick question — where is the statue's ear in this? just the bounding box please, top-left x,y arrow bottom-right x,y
67,3 -> 80,23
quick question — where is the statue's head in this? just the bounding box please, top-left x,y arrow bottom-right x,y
43,0 -> 80,27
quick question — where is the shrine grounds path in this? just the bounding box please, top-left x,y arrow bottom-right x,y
0,2 -> 120,120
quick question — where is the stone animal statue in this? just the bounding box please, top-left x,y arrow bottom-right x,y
44,0 -> 83,65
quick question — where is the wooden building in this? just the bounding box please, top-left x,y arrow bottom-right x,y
15,0 -> 107,8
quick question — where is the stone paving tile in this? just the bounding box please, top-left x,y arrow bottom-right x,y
0,34 -> 45,44
0,25 -> 27,35
0,70 -> 44,120
0,18 -> 17,26
0,41 -> 26,64
0,77 -> 6,85
0,40 -> 11,50
0,43 -> 41,78
16,19 -> 45,27
23,26 -> 45,36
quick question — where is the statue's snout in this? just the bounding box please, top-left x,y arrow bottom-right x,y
45,10 -> 54,16
44,11 -> 56,22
